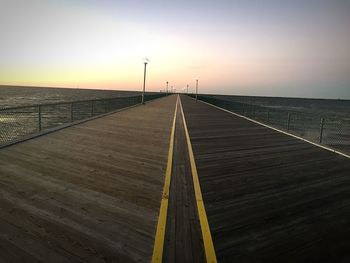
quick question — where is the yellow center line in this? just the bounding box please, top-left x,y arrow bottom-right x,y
151,95 -> 178,263
179,96 -> 218,263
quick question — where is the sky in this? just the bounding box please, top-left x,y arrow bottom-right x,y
0,0 -> 350,99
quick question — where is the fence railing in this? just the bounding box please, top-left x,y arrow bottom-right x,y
192,95 -> 350,155
0,93 -> 165,146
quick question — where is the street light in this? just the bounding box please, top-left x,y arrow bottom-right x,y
195,78 -> 199,101
187,84 -> 189,94
166,81 -> 169,96
142,57 -> 149,104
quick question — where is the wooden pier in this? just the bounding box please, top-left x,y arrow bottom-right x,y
0,94 -> 350,262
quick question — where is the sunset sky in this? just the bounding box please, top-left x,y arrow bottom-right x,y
1,0 -> 349,98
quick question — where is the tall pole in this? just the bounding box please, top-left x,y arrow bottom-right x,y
187,84 -> 189,93
319,117 -> 325,143
166,81 -> 169,96
142,61 -> 147,104
195,79 -> 198,101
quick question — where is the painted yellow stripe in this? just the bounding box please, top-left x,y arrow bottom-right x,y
151,95 -> 178,262
179,96 -> 218,263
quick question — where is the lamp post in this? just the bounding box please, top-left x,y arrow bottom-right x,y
187,84 -> 189,94
142,58 -> 149,104
166,81 -> 169,96
195,78 -> 199,101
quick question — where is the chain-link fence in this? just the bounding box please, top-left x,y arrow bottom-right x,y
192,95 -> 350,155
0,93 -> 165,146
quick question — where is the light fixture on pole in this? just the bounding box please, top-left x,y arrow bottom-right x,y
195,78 -> 199,101
142,57 -> 149,104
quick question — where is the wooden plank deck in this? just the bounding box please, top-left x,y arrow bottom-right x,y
0,95 -> 177,263
180,95 -> 350,263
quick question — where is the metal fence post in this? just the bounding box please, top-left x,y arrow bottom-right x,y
319,117 -> 325,143
70,102 -> 74,122
287,112 -> 291,132
38,105 -> 42,131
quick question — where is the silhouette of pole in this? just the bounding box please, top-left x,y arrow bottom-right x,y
166,81 -> 169,96
187,84 -> 189,93
142,58 -> 149,104
195,79 -> 199,101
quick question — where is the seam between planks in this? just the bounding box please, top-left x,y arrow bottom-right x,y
179,96 -> 218,263
195,98 -> 350,160
152,96 -> 178,262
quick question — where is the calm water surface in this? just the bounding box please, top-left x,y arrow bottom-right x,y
0,86 -> 141,108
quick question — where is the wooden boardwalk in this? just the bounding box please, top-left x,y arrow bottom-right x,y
1,94 -> 350,262
180,95 -> 350,263
0,95 -> 177,263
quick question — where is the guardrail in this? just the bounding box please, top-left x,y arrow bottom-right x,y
192,95 -> 350,155
0,93 -> 165,146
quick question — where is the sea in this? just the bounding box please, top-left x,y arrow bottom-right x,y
0,86 -> 141,109
1,86 -> 349,116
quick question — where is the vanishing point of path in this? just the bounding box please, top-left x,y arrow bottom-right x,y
1,94 -> 350,262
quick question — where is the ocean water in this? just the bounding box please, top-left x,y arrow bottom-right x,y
2,86 -> 349,115
212,94 -> 350,119
0,86 -> 141,109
